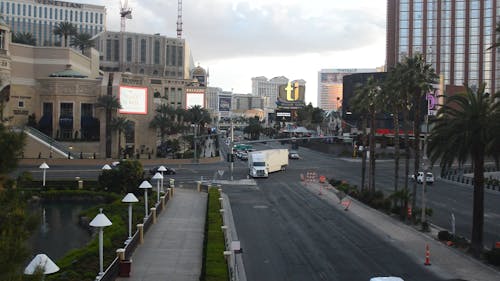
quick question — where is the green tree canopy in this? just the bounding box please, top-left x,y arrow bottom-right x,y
70,33 -> 95,53
12,32 -> 37,46
53,21 -> 77,47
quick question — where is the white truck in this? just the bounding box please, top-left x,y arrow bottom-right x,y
248,149 -> 289,178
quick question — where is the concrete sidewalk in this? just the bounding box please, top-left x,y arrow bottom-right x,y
304,182 -> 500,281
116,188 -> 207,281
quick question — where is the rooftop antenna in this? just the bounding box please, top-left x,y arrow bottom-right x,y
176,0 -> 183,39
120,0 -> 132,32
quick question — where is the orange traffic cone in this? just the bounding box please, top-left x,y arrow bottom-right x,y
424,244 -> 431,266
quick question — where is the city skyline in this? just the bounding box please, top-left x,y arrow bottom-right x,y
70,0 -> 386,106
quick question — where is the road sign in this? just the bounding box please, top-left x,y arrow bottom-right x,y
225,138 -> 231,146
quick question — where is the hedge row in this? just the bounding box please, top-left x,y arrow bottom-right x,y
202,188 -> 229,281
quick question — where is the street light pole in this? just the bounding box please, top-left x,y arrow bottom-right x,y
421,115 -> 429,228
230,118 -> 234,181
194,124 -> 197,163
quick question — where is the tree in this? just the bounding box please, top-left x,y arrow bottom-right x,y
12,32 -> 37,46
53,21 -> 77,47
487,22 -> 500,50
96,95 -> 121,158
110,117 -> 131,159
350,83 -> 370,190
244,117 -> 262,140
0,83 -> 9,123
428,83 -> 500,257
0,124 -> 25,188
398,54 -> 438,209
186,105 -> 211,127
70,33 -> 95,53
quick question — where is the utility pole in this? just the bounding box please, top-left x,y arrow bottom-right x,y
421,115 -> 429,229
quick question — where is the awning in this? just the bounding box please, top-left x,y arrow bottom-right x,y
59,116 -> 73,129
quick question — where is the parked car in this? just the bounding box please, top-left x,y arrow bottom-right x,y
149,166 -> 176,175
239,152 -> 248,161
410,171 -> 434,184
288,151 -> 300,159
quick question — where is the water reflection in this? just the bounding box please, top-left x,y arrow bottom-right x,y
28,202 -> 95,260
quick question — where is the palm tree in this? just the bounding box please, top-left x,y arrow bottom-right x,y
0,80 -> 9,123
398,54 -> 439,209
110,117 -> 131,159
149,104 -> 175,145
428,83 -> 500,257
350,82 -> 370,190
96,95 -> 121,158
487,22 -> 500,50
70,33 -> 94,53
53,21 -> 77,47
364,77 -> 383,191
12,32 -> 37,46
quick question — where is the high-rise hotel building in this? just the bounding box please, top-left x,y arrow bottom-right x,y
0,0 -> 106,46
386,0 -> 498,93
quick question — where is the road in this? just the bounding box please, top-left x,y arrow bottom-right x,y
19,139 -> 500,250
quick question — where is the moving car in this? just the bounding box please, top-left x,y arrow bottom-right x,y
370,278 -> 404,281
410,171 -> 434,184
288,151 -> 300,159
149,166 -> 176,175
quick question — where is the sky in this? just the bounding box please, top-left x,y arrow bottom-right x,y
78,0 -> 387,106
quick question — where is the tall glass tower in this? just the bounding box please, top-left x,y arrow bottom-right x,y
387,0 -> 497,93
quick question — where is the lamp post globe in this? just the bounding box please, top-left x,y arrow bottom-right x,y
152,172 -> 163,204
39,162 -> 49,187
122,193 -> 139,240
138,180 -> 153,218
89,209 -> 112,277
158,166 -> 167,191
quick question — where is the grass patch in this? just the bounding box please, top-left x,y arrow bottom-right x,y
201,188 -> 229,281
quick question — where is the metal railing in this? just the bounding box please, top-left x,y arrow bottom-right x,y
96,191 -> 171,280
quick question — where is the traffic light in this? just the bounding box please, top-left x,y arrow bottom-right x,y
227,153 -> 235,162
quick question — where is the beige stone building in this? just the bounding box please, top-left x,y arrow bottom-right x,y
0,17 -> 209,159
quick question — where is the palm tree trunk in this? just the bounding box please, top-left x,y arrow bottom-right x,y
412,94 -> 422,210
105,110 -> 112,158
369,111 -> 376,191
393,111 -> 400,192
471,152 -> 485,257
118,129 -> 122,159
361,116 -> 367,190
403,110 -> 410,193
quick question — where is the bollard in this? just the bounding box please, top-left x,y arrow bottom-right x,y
137,224 -> 144,244
116,248 -> 125,261
197,181 -> 201,192
151,208 -> 157,224
219,197 -> 223,207
168,187 -> 172,198
221,225 -> 228,232
78,180 -> 83,189
218,188 -> 222,193
160,196 -> 165,208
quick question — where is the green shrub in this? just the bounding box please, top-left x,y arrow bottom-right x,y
98,160 -> 144,193
202,188 -> 228,281
438,230 -> 452,241
485,248 -> 500,266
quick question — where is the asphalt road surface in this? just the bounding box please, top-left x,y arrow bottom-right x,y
224,172 -> 442,281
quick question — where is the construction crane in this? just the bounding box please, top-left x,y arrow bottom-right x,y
120,0 -> 132,32
176,0 -> 183,38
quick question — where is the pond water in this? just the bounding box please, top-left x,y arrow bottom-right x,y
28,201 -> 95,260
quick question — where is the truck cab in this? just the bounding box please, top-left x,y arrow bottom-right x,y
248,152 -> 268,178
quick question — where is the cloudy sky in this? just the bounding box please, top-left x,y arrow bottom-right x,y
79,0 -> 387,106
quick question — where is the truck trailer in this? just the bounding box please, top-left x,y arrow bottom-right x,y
248,149 -> 289,178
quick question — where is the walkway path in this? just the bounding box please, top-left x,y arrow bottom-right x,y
116,188 -> 207,281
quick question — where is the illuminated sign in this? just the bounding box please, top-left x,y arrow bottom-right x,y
35,0 -> 83,8
186,88 -> 205,109
118,86 -> 148,115
277,82 -> 306,109
218,96 -> 231,112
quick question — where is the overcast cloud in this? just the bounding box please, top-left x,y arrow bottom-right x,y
76,0 -> 387,105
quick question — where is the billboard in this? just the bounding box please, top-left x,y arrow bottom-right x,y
186,88 -> 205,109
219,96 -> 232,112
276,81 -> 306,109
118,86 -> 148,114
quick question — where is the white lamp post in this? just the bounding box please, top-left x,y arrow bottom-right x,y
138,180 -> 152,218
158,166 -> 167,191
101,164 -> 112,171
24,253 -> 59,280
122,193 -> 139,241
89,209 -> 112,278
39,162 -> 49,187
152,172 -> 163,204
